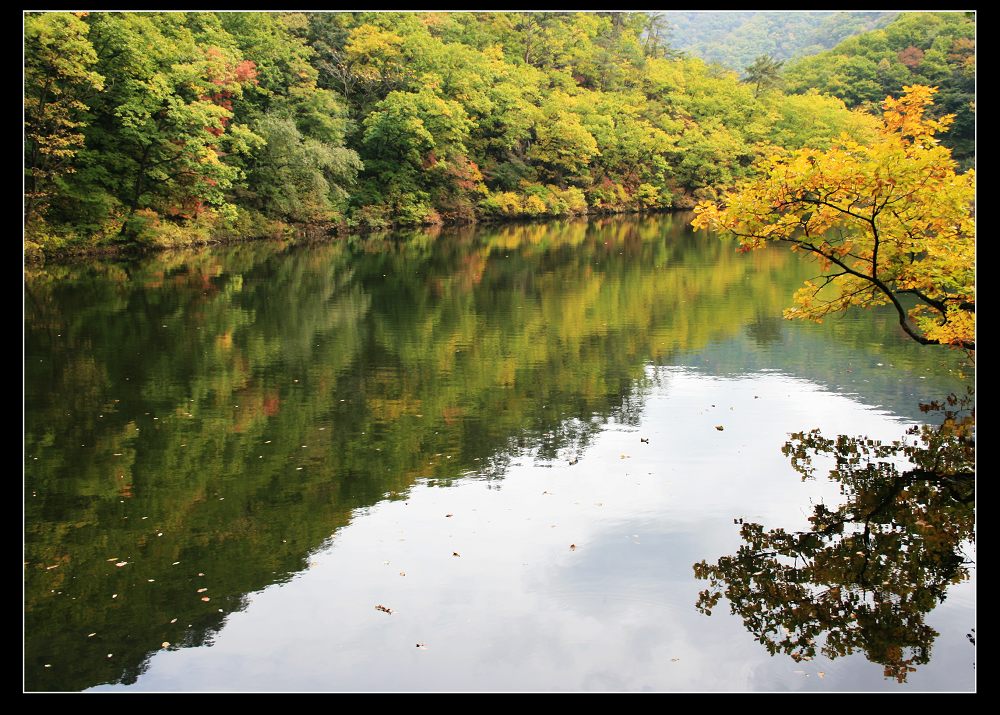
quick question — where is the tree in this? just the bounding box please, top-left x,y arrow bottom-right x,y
743,54 -> 783,97
78,13 -> 261,227
24,12 -> 104,229
692,85 -> 974,351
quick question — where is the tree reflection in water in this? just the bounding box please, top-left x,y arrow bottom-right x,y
693,392 -> 974,682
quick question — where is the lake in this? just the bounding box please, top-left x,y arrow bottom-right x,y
24,213 -> 974,692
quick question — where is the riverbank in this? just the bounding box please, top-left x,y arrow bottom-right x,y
24,203 -> 690,267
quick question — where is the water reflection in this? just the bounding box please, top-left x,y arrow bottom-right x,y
24,214 -> 969,690
693,393 -> 975,683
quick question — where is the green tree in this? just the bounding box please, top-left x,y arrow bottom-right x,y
77,13 -> 261,231
24,12 -> 104,230
743,54 -> 783,97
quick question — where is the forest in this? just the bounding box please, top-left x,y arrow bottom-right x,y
25,10 -> 976,260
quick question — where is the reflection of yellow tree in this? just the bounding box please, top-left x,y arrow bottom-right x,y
694,394 -> 974,682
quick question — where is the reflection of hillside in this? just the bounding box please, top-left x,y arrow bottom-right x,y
23,215 -> 966,690
682,310 -> 968,422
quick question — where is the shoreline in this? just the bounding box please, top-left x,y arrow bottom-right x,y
25,206 -> 687,268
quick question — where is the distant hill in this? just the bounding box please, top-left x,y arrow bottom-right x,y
783,11 -> 975,168
661,11 -> 899,70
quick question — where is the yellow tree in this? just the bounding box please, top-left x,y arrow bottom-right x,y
692,85 -> 974,351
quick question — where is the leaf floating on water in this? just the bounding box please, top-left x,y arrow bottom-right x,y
375,604 -> 393,615
201,597 -> 210,602
715,425 -> 724,431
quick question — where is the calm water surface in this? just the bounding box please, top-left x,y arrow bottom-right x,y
24,214 -> 974,691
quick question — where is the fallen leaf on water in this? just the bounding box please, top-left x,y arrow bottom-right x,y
197,588 -> 208,593
201,597 -> 211,602
375,604 -> 393,614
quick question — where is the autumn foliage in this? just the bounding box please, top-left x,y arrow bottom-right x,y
692,85 -> 974,351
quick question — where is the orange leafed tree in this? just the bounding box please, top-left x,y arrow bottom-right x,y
692,85 -> 974,351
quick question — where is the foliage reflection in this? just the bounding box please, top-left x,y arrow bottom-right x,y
694,393 -> 975,682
